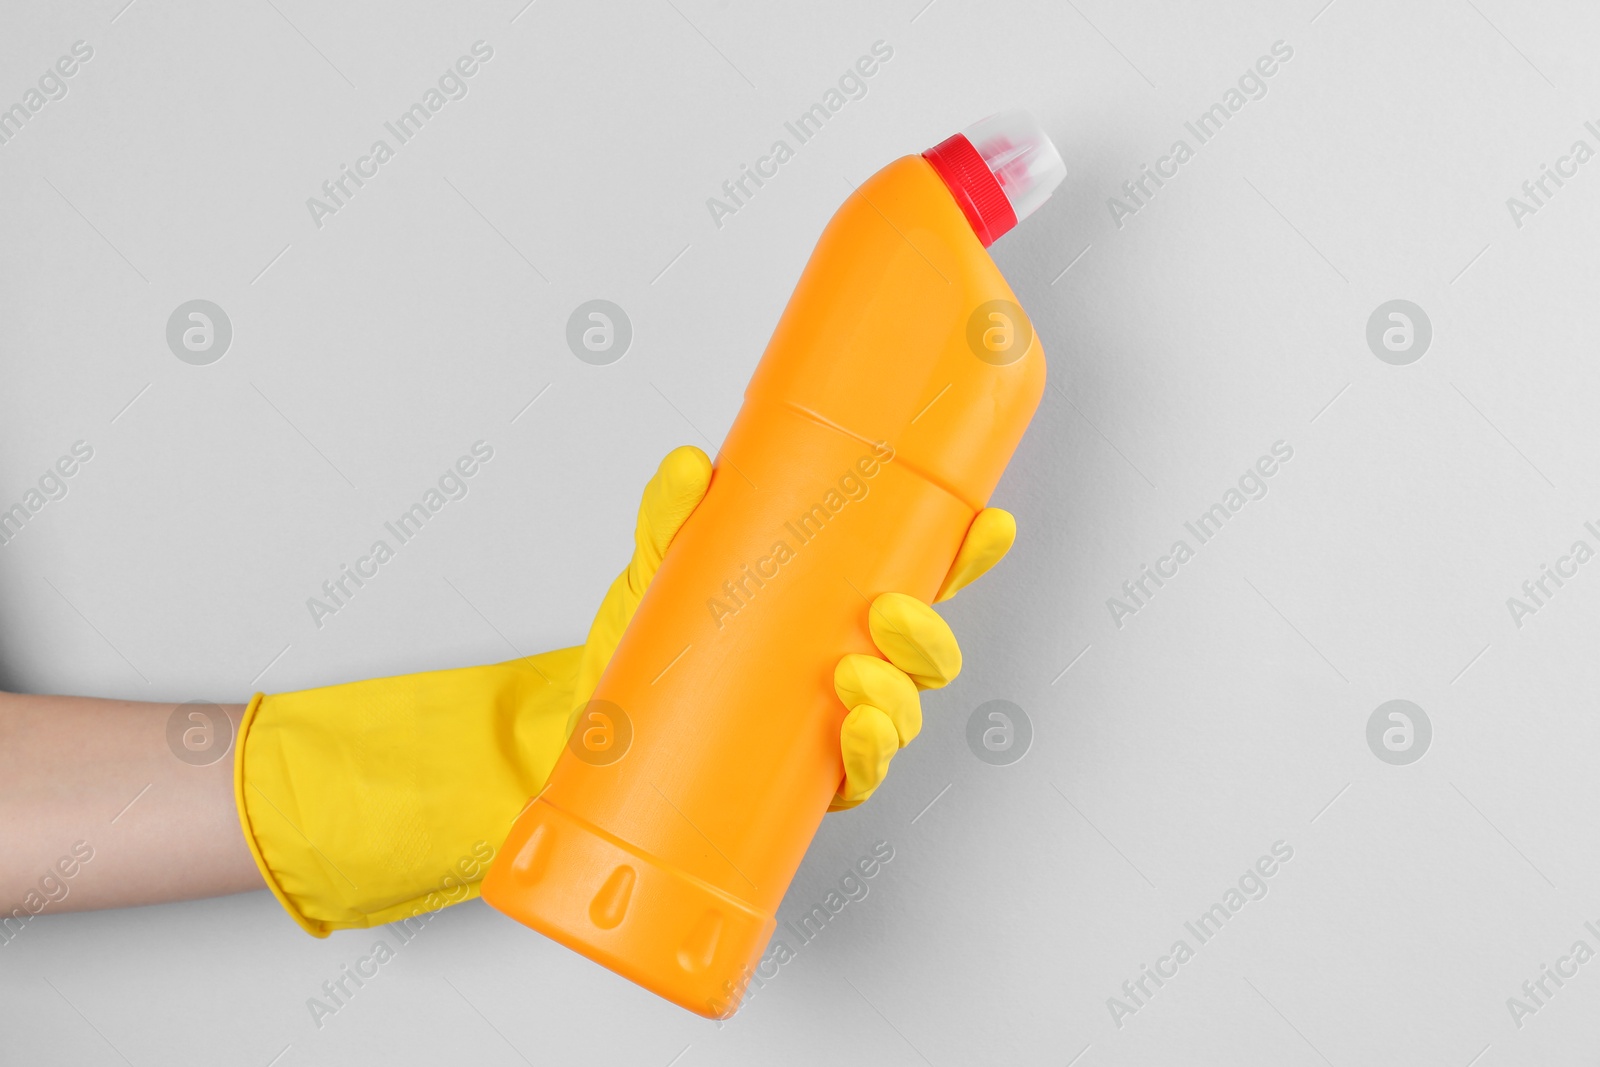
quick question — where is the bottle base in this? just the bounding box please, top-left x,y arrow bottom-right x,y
481,795 -> 776,1019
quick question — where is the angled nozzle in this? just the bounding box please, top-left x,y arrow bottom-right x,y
923,110 -> 1066,246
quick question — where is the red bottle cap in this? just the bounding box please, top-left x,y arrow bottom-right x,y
923,133 -> 1016,247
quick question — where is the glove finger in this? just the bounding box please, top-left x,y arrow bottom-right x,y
935,507 -> 1015,602
627,445 -> 714,595
834,653 -> 921,746
867,592 -> 962,690
835,704 -> 899,805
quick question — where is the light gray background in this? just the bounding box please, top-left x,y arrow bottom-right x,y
2,0 -> 1598,1063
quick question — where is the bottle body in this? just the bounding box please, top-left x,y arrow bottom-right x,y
483,154 -> 1047,1017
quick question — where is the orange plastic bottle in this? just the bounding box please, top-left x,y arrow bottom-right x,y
482,112 -> 1065,1017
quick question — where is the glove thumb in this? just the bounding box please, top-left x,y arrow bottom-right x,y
571,446 -> 712,720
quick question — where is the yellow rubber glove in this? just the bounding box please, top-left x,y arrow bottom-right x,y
235,447 -> 1011,934
235,447 -> 712,936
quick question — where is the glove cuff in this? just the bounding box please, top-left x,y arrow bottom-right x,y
235,651 -> 581,936
234,691 -> 330,936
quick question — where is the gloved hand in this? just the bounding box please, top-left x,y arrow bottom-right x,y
829,506 -> 1014,809
235,447 -> 1012,935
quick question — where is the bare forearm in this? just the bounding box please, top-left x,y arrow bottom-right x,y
0,692 -> 261,915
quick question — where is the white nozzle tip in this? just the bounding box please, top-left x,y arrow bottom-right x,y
963,110 -> 1066,225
